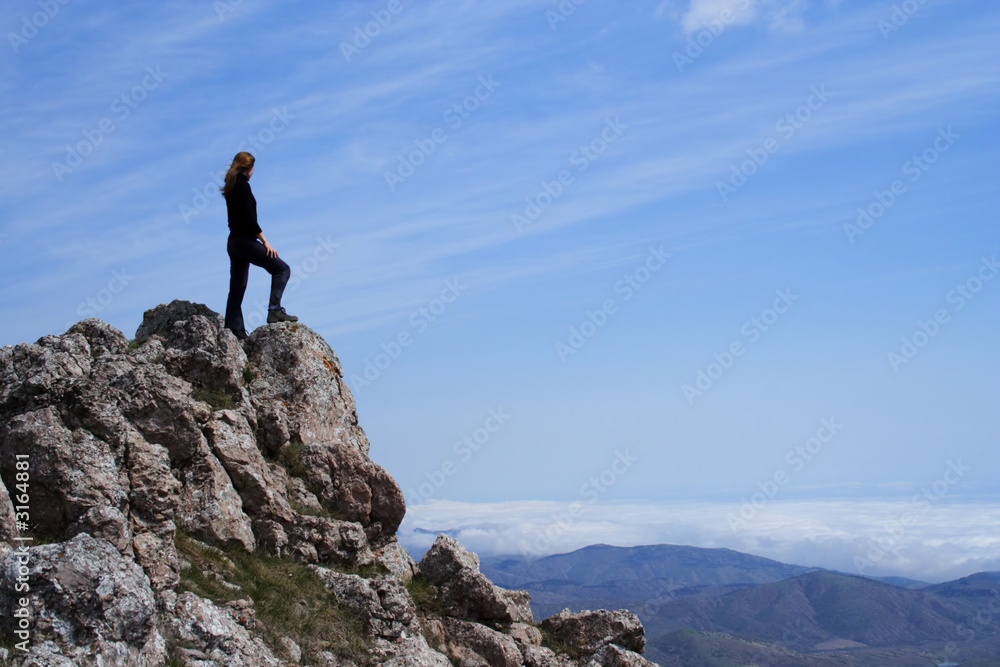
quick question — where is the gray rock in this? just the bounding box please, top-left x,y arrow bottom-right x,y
509,621 -> 543,645
0,304 -> 653,667
169,591 -> 282,666
175,440 -> 256,552
584,643 -> 659,667
300,439 -> 406,542
113,363 -> 211,466
519,643 -> 578,667
380,635 -> 453,667
540,609 -> 645,656
0,477 -> 15,543
444,618 -> 524,667
244,322 -> 370,454
0,533 -> 166,666
0,406 -> 131,552
66,318 -> 130,357
160,312 -> 247,395
206,409 -> 294,523
375,538 -> 418,582
311,567 -> 416,640
287,514 -> 373,566
419,535 -> 533,624
135,299 -> 226,343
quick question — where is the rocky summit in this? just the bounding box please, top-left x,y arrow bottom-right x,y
0,300 -> 657,666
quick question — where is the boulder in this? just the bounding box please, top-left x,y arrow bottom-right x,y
300,439 -> 406,541
244,322 -> 370,454
0,534 -> 166,665
540,609 -> 645,656
443,618 -> 523,667
311,568 -> 417,641
584,643 -> 658,667
419,534 -> 533,624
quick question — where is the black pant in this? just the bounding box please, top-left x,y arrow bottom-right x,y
224,234 -> 291,332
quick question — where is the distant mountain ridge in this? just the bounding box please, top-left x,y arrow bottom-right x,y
480,543 -> 1000,665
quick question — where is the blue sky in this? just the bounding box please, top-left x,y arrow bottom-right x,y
2,0 -> 997,579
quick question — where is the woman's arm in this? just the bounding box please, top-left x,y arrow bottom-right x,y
257,232 -> 278,258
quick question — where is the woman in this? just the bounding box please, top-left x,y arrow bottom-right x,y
221,151 -> 297,340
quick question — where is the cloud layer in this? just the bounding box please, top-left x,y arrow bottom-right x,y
400,499 -> 1000,583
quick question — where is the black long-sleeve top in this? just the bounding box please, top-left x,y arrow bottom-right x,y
225,173 -> 263,238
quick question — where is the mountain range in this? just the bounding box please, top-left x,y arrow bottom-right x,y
482,544 -> 1000,666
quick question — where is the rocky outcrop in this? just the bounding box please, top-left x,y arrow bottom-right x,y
0,301 -> 659,666
419,535 -> 533,624
541,609 -> 648,662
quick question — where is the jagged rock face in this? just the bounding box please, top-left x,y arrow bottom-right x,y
0,302 -> 405,581
419,534 -> 534,624
0,533 -> 166,666
0,301 -> 657,666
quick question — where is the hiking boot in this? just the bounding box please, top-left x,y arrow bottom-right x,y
229,328 -> 249,341
267,306 -> 298,324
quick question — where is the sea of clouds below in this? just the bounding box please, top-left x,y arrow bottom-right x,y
398,499 -> 1000,584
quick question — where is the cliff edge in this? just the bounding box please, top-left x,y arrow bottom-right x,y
0,300 -> 657,666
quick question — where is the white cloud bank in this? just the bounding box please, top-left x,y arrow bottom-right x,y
400,499 -> 1000,583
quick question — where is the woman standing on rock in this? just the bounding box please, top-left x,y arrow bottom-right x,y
222,151 -> 298,340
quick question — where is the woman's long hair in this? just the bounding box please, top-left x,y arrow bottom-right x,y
221,151 -> 255,198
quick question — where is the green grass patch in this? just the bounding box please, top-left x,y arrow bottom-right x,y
127,338 -> 143,352
290,500 -> 332,519
242,365 -> 257,385
540,628 -> 581,660
176,531 -> 374,664
191,388 -> 236,411
278,441 -> 308,478
406,575 -> 443,615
